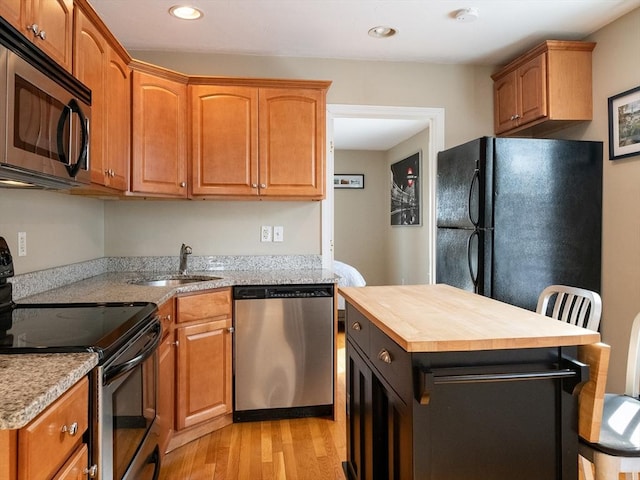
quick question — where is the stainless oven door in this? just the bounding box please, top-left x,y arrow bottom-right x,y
94,319 -> 162,480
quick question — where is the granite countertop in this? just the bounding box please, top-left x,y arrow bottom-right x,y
1,267 -> 337,430
18,269 -> 338,304
339,284 -> 600,352
0,352 -> 98,429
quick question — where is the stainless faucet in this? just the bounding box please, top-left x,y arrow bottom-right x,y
179,244 -> 192,274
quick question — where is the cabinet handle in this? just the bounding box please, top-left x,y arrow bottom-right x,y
378,349 -> 392,364
84,464 -> 98,478
351,321 -> 362,331
61,422 -> 79,436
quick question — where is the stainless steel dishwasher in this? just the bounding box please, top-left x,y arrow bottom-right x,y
233,284 -> 334,422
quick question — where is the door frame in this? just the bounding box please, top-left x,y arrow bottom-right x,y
323,104 -> 445,283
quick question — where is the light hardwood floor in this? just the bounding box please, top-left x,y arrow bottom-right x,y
159,333 -> 347,480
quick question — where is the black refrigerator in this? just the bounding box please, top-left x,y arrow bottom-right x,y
436,136 -> 602,311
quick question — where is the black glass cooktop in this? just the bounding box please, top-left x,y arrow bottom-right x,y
0,302 -> 157,360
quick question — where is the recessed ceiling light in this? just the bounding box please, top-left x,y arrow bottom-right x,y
454,8 -> 479,23
368,26 -> 397,38
169,5 -> 204,20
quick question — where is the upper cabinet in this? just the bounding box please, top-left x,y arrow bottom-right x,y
0,0 -> 74,70
73,5 -> 130,192
130,64 -> 189,198
190,79 -> 329,199
492,40 -> 596,136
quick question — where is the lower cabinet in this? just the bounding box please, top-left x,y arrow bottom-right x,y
156,300 -> 175,454
346,339 -> 411,480
0,377 -> 90,480
162,288 -> 233,452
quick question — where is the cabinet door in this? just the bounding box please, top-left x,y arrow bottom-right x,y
371,375 -> 413,480
517,53 -> 547,126
30,0 -> 73,70
258,87 -> 325,198
104,48 -> 130,191
493,71 -> 518,134
346,340 -> 374,480
190,85 -> 259,196
0,0 -> 23,28
176,318 -> 232,429
73,9 -> 107,186
131,71 -> 188,197
156,300 -> 175,453
51,444 -> 88,480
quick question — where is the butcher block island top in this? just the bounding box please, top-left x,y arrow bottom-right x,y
338,284 -> 600,352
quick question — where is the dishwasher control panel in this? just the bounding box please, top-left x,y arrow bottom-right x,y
234,284 -> 334,300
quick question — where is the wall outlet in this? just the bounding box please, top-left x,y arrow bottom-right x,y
273,226 -> 284,242
18,231 -> 27,257
261,225 -> 273,242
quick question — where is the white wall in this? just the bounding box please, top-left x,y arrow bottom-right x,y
333,150 -> 388,285
556,7 -> 640,392
386,129 -> 432,285
0,189 -> 104,274
104,200 -> 320,256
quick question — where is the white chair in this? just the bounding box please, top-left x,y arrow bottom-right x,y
536,285 -> 602,331
579,312 -> 640,480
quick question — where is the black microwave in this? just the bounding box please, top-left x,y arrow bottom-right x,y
0,40 -> 91,189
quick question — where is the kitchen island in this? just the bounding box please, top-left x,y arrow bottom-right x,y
339,284 -> 600,480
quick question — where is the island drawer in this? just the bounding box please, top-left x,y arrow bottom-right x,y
345,304 -> 370,356
370,323 -> 412,402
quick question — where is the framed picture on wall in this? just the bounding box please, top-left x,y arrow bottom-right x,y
334,174 -> 364,189
608,85 -> 640,160
390,151 -> 421,226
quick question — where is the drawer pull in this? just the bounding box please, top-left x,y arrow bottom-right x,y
378,349 -> 392,364
351,321 -> 362,331
61,422 -> 79,436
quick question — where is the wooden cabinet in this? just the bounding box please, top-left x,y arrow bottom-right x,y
130,65 -> 189,197
492,40 -> 596,136
0,0 -> 73,70
73,6 -> 130,191
174,289 -> 233,431
190,80 -> 330,199
156,299 -> 175,454
345,308 -> 412,480
0,377 -> 90,480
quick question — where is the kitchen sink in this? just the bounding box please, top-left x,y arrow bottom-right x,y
128,275 -> 222,287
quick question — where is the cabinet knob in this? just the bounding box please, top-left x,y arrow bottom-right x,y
351,321 -> 362,331
260,183 -> 267,189
61,422 -> 79,436
26,24 -> 39,36
84,464 -> 98,478
227,326 -> 235,334
180,182 -> 187,188
378,349 -> 392,364
251,183 -> 258,188
37,30 -> 46,40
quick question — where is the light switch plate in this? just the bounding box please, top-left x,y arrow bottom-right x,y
273,226 -> 284,242
17,231 -> 26,256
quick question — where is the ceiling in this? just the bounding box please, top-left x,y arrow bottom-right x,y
89,0 -> 640,150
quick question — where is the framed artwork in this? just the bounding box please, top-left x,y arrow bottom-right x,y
390,151 -> 421,226
334,174 -> 364,189
608,85 -> 640,160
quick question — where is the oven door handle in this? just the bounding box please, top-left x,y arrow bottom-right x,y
104,321 -> 161,385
